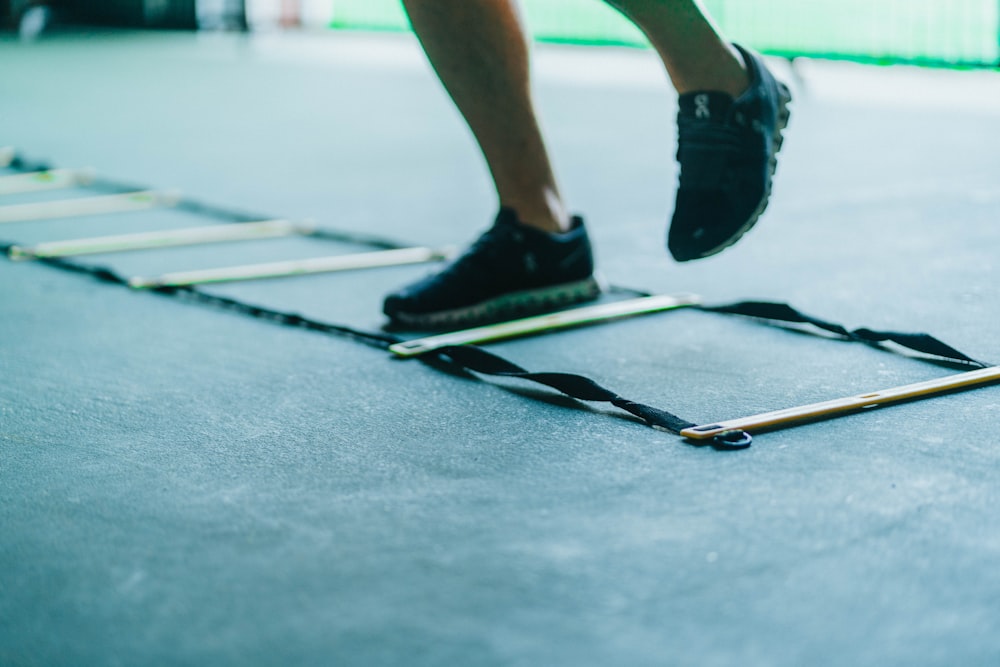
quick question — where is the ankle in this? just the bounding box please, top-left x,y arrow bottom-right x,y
501,190 -> 571,234
669,44 -> 750,98
517,211 -> 570,235
721,44 -> 752,97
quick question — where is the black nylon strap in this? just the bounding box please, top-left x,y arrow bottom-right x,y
8,154 -> 54,172
703,301 -> 988,368
431,344 -> 696,433
22,251 -> 130,286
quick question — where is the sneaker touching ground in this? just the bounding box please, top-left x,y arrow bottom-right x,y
383,208 -> 602,329
668,43 -> 792,262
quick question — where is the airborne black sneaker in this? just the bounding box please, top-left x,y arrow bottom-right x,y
668,44 -> 792,262
383,208 -> 601,329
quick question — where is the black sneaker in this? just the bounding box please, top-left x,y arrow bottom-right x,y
668,44 -> 792,262
383,208 -> 602,329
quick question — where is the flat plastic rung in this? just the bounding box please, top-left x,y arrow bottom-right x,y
0,190 -> 178,224
7,219 -> 310,260
389,293 -> 701,357
0,168 -> 95,196
681,365 -> 1000,439
128,246 -> 455,289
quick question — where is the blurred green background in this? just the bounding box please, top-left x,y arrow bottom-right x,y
329,0 -> 1000,67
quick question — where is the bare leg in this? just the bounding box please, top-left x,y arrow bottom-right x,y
402,0 -> 569,233
603,0 -> 749,96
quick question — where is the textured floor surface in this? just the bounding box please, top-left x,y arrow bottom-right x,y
1,30 -> 999,667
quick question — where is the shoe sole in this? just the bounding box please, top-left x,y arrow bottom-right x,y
390,275 -> 605,330
689,82 -> 792,261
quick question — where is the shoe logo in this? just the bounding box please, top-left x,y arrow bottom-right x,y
695,94 -> 711,119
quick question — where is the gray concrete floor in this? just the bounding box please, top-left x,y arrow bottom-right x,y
1,30 -> 999,667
